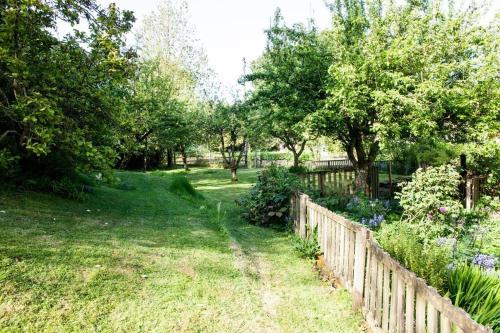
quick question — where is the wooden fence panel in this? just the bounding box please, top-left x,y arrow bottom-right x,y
290,193 -> 492,333
299,167 -> 379,199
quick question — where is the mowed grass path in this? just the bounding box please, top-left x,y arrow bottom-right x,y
0,168 -> 364,332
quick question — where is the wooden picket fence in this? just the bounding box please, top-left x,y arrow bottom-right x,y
290,193 -> 491,333
299,167 -> 380,199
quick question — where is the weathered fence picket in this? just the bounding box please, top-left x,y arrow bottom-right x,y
290,193 -> 492,333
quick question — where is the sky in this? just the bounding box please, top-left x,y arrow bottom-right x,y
96,0 -> 333,90
94,0 -> 498,91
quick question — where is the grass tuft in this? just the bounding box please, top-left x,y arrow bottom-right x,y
168,175 -> 203,200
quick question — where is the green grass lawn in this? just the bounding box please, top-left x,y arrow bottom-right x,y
0,168 -> 364,332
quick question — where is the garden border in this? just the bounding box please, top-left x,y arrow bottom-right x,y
290,192 -> 492,333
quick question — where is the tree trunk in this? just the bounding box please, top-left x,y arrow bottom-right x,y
230,167 -> 238,182
143,137 -> 148,172
167,148 -> 174,168
293,153 -> 300,168
355,166 -> 369,194
181,153 -> 189,171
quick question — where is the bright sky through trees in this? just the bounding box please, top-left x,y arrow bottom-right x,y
87,0 -> 499,90
96,0 -> 332,89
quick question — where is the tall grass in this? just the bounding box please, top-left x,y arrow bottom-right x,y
168,175 -> 203,200
447,265 -> 500,331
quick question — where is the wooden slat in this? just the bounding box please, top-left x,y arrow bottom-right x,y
348,230 -> 356,285
382,264 -> 391,331
364,246 -> 372,309
376,261 -> 384,326
324,215 -> 330,265
331,216 -> 337,271
370,254 -> 378,314
415,293 -> 426,333
340,225 -> 346,278
427,303 -> 437,333
405,284 -> 415,333
397,274 -> 405,332
335,221 -> 341,275
389,270 -> 398,332
441,316 -> 451,333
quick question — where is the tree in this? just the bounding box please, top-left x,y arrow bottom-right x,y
245,9 -> 330,167
0,1 -> 135,186
313,0 -> 499,192
120,0 -> 215,171
209,103 -> 247,181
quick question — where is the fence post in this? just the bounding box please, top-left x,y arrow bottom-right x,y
299,194 -> 308,238
353,228 -> 369,309
319,172 -> 325,196
465,176 -> 473,210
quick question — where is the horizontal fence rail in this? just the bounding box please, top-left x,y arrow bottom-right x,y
290,193 -> 492,333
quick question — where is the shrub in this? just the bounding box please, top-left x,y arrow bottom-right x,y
238,165 -> 302,227
292,228 -> 320,260
288,165 -> 308,174
377,221 -> 453,292
396,164 -> 463,240
446,265 -> 500,331
168,176 -> 203,200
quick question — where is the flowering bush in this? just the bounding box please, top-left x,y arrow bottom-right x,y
396,164 -> 463,240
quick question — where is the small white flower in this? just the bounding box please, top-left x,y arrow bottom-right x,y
86,209 -> 91,212
141,274 -> 148,279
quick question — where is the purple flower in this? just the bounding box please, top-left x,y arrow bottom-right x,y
439,207 -> 447,214
362,214 -> 384,228
427,213 -> 434,220
472,254 -> 498,271
446,263 -> 455,271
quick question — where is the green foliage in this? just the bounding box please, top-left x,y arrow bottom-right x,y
446,265 -> 500,331
464,139 -> 500,196
288,165 -> 308,174
245,9 -> 331,166
314,194 -> 350,212
396,165 -> 463,240
259,151 -> 293,161
168,175 -> 202,200
0,1 -> 135,185
292,229 -> 321,260
377,221 -> 453,292
238,166 -> 302,227
312,0 -> 498,189
207,102 -> 247,180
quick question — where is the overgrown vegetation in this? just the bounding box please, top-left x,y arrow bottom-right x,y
168,175 -> 203,200
237,166 -> 302,228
